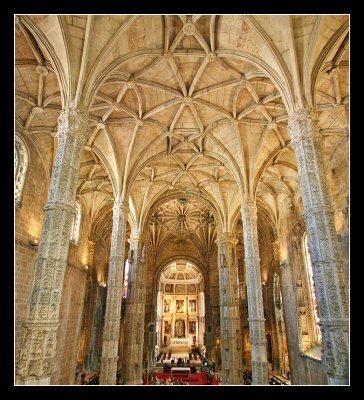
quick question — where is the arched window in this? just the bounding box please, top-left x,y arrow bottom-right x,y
70,201 -> 81,244
15,135 -> 29,207
302,233 -> 322,344
122,259 -> 130,298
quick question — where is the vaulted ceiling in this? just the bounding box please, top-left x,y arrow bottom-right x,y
15,15 -> 349,251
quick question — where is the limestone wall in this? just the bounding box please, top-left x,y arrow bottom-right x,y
15,133 -> 49,362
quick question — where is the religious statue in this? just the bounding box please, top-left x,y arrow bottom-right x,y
189,300 -> 196,313
189,320 -> 196,334
164,320 -> 171,334
201,344 -> 206,358
175,318 -> 185,338
176,300 -> 184,313
164,299 -> 170,313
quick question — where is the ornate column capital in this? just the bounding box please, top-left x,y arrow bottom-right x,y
216,233 -> 238,245
113,199 -> 129,215
130,231 -> 150,243
287,108 -> 320,144
241,201 -> 257,218
57,108 -> 90,141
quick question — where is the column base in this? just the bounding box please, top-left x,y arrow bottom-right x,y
251,360 -> 269,385
123,379 -> 143,385
328,376 -> 349,385
16,375 -> 51,385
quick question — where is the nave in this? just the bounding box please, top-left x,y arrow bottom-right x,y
15,14 -> 349,386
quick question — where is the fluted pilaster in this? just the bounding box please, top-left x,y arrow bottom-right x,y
288,109 -> 349,384
16,109 -> 89,385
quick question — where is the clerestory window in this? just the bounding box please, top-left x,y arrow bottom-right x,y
15,135 -> 29,207
70,201 -> 81,244
303,233 -> 322,345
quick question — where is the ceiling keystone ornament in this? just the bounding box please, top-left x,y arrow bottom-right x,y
206,216 -> 214,224
183,22 -> 195,36
183,96 -> 193,106
36,65 -> 48,76
178,197 -> 188,205
206,52 -> 216,63
33,106 -> 44,114
164,51 -> 173,60
150,215 -> 158,223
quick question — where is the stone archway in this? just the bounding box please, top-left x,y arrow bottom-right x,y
156,260 -> 205,360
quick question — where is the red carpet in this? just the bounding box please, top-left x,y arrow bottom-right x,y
145,372 -> 218,385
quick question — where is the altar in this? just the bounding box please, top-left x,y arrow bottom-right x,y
171,367 -> 191,377
170,338 -> 190,353
170,338 -> 189,346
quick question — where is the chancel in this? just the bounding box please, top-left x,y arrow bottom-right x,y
15,14 -> 349,386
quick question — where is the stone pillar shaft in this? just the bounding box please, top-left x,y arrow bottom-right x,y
99,201 -> 128,385
16,109 -> 89,385
122,233 -> 148,384
216,233 -> 243,385
241,202 -> 269,385
288,109 -> 349,384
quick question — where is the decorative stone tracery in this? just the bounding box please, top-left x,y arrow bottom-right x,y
16,109 -> 89,384
99,200 -> 129,385
216,233 -> 243,385
121,232 -> 149,384
241,202 -> 269,385
288,109 -> 349,384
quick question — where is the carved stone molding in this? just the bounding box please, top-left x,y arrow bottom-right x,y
217,234 -> 243,384
288,109 -> 349,384
16,109 -> 89,385
99,200 -> 129,385
121,231 -> 149,384
241,201 -> 268,385
183,22 -> 195,36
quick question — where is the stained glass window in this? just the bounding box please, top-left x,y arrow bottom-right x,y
15,135 -> 29,207
70,201 -> 81,243
122,259 -> 130,298
303,233 -> 322,344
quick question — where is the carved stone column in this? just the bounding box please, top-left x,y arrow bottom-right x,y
241,202 -> 269,385
121,232 -> 148,384
99,200 -> 129,385
288,109 -> 349,385
274,192 -> 303,383
16,109 -> 89,385
216,233 -> 243,385
203,257 -> 214,359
